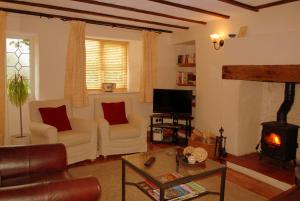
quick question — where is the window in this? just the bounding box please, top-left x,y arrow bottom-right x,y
85,39 -> 128,91
6,37 -> 34,96
6,38 -> 31,81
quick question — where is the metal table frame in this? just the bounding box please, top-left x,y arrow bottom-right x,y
121,158 -> 226,201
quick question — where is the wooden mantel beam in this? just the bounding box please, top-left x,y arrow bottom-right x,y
222,65 -> 300,83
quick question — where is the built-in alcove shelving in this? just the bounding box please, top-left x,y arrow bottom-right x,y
174,40 -> 196,110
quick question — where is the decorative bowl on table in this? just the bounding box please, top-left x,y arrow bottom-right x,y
177,146 -> 208,166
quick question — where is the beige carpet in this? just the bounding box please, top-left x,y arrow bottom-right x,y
69,160 -> 267,201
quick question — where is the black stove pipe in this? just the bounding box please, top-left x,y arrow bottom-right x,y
277,82 -> 295,123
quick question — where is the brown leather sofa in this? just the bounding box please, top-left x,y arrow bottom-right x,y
0,143 -> 101,201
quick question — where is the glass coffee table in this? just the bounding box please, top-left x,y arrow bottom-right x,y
121,147 -> 226,201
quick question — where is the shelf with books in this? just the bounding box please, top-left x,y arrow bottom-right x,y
150,114 -> 193,146
177,83 -> 196,87
177,63 -> 196,67
176,72 -> 196,86
152,126 -> 185,144
136,172 -> 207,201
175,40 -> 197,123
177,54 -> 196,66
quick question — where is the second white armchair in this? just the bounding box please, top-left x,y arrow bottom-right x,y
94,96 -> 147,157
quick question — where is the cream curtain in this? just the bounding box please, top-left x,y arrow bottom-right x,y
64,21 -> 88,107
140,31 -> 158,103
0,12 -> 6,145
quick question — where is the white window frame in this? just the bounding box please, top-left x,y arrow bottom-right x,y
85,36 -> 130,93
6,33 -> 37,99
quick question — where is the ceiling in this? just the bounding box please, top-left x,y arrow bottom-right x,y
0,0 -> 298,33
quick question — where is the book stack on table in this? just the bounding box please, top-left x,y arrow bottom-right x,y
137,172 -> 206,201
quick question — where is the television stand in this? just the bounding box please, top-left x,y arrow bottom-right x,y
150,113 -> 193,146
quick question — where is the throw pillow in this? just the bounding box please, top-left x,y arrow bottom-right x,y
39,105 -> 72,132
101,102 -> 129,125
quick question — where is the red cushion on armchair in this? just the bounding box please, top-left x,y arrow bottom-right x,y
39,105 -> 72,132
101,102 -> 129,125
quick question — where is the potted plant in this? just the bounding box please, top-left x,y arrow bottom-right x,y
8,73 -> 30,144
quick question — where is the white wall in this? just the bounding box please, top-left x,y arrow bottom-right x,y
4,13 -> 175,144
156,33 -> 177,89
225,32 -> 300,156
172,1 -> 300,158
6,2 -> 300,159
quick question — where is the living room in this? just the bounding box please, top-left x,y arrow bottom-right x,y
0,0 -> 300,201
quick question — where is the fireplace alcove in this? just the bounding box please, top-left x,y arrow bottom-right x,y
260,82 -> 299,166
222,65 -> 300,184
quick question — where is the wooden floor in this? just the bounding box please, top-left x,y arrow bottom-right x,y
226,152 -> 295,185
70,142 -> 284,200
226,168 -> 282,199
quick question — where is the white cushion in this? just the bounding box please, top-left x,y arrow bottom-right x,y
58,130 -> 91,147
109,124 -> 140,140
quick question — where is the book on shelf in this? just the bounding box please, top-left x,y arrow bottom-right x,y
154,185 -> 191,200
187,72 -> 196,85
137,172 -> 206,201
177,54 -> 196,65
181,72 -> 187,85
137,179 -> 160,200
177,72 -> 196,86
177,55 -> 187,64
177,55 -> 183,64
176,72 -> 181,85
177,72 -> 187,85
184,54 -> 189,64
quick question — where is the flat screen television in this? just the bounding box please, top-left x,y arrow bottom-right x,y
153,89 -> 193,116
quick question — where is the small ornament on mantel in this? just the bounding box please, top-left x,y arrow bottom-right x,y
215,126 -> 227,160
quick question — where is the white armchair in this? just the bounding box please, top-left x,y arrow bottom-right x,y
29,99 -> 98,164
94,96 -> 147,157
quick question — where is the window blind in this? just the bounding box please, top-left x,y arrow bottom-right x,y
85,39 -> 128,90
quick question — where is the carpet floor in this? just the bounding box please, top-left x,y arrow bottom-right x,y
69,160 -> 267,201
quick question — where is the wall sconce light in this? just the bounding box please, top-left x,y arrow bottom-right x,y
210,33 -> 224,50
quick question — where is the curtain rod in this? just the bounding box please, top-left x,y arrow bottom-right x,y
0,7 -> 173,33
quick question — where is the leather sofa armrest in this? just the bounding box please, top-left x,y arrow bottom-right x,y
0,177 -> 101,201
30,122 -> 58,144
0,144 -> 67,180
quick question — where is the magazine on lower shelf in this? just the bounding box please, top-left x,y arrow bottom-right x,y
137,172 -> 207,201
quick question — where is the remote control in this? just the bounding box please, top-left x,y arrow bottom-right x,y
144,157 -> 156,167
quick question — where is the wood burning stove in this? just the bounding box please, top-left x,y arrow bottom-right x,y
261,122 -> 298,165
260,83 -> 299,166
